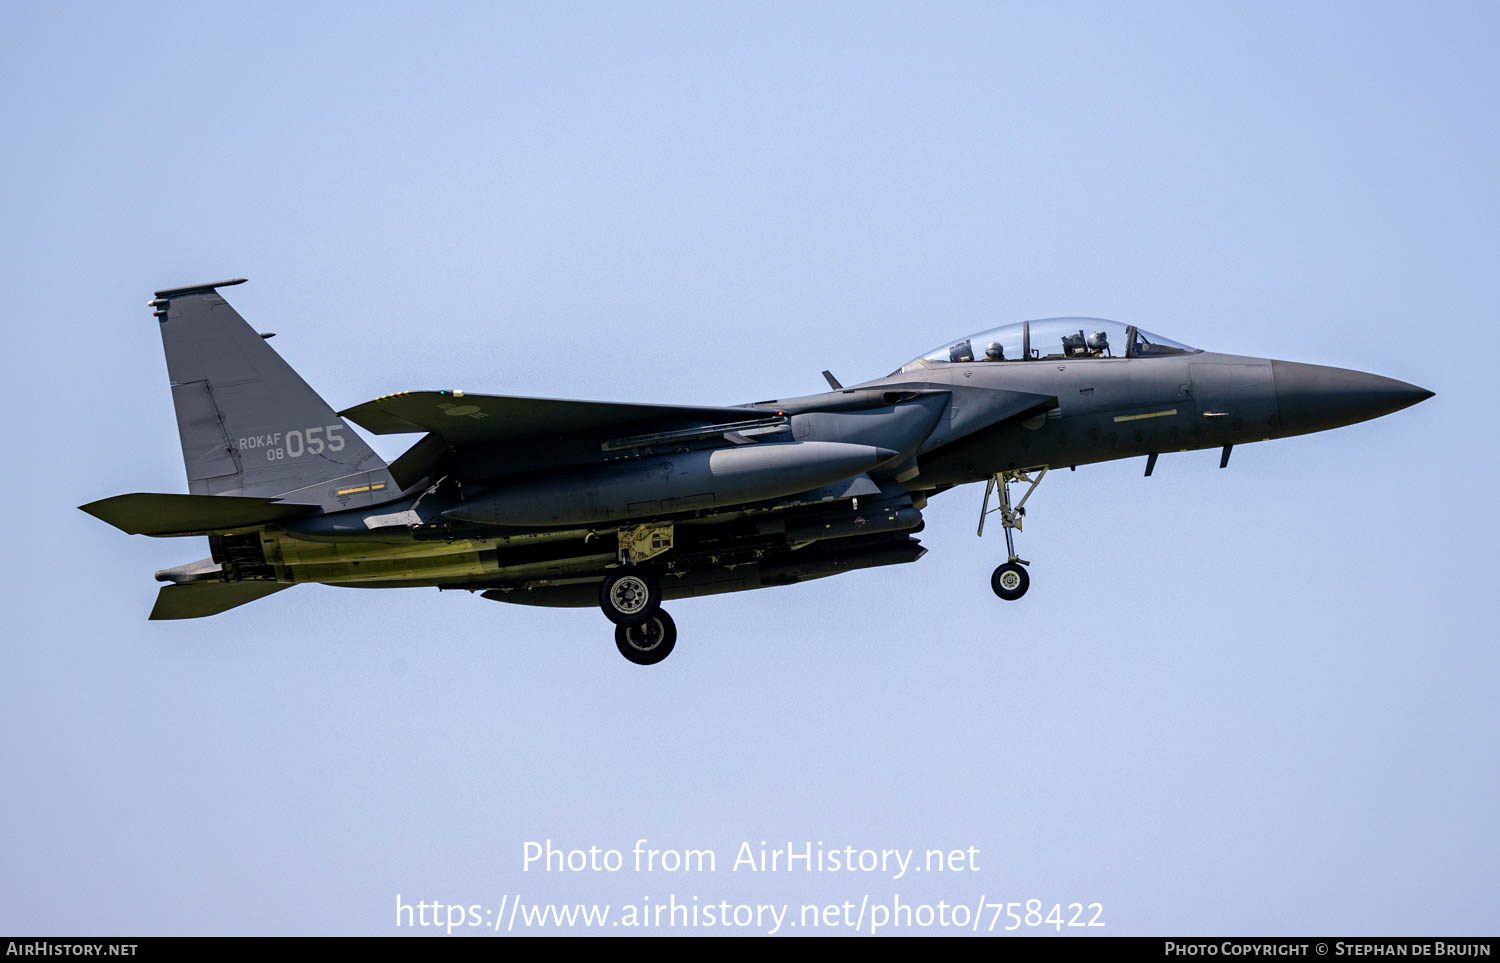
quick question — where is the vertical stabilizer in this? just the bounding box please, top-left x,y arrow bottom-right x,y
150,279 -> 390,503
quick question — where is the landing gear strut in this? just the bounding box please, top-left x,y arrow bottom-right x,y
978,467 -> 1048,601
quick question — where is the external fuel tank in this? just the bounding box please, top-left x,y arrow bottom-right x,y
444,440 -> 897,527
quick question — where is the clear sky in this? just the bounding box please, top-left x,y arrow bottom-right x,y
2,0 -> 1495,936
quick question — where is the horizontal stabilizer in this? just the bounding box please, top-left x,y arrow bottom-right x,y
150,581 -> 292,620
340,391 -> 782,447
79,492 -> 317,537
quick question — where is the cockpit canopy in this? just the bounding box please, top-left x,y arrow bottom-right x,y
902,318 -> 1197,371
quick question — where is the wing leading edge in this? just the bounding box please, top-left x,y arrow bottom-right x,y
339,391 -> 784,446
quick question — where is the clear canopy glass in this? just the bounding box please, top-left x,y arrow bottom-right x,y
903,318 -> 1197,370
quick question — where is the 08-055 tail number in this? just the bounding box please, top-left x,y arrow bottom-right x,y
244,425 -> 346,461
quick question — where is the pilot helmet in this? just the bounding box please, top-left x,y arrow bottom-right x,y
985,341 -> 1004,360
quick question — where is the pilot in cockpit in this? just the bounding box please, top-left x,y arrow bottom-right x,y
985,341 -> 1004,361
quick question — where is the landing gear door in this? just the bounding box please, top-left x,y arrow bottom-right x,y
1190,362 -> 1276,436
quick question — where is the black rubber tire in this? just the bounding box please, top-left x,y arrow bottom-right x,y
598,569 -> 662,625
615,610 -> 677,666
990,562 -> 1030,601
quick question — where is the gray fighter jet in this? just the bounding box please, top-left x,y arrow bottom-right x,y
81,279 -> 1433,664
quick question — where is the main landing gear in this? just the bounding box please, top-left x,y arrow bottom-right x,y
978,467 -> 1048,601
600,522 -> 680,664
598,569 -> 661,625
615,610 -> 677,666
599,568 -> 680,665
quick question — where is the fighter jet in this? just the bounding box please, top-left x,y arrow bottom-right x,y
81,279 -> 1433,664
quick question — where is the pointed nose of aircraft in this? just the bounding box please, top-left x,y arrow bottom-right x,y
1271,360 -> 1434,437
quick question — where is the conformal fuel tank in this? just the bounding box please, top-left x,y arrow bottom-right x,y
445,441 -> 896,527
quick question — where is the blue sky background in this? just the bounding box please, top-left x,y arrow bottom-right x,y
2,1 -> 1495,936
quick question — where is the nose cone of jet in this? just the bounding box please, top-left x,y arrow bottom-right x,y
1271,360 -> 1434,437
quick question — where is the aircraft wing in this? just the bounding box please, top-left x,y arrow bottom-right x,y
339,391 -> 783,446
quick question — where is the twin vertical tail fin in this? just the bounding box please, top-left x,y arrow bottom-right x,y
78,278 -> 398,620
150,279 -> 392,504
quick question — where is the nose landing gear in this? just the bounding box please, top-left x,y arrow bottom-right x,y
978,467 -> 1048,601
991,561 -> 1030,601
